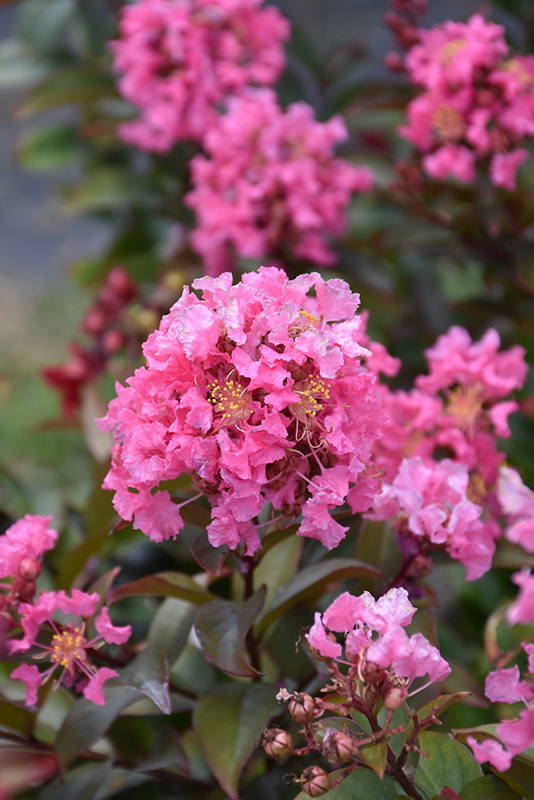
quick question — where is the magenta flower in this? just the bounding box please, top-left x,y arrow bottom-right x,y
507,568 -> 534,626
185,90 -> 374,274
400,14 -> 534,188
111,0 -> 290,152
9,590 -> 131,707
0,516 -> 58,612
306,587 -> 450,687
98,268 -> 387,553
497,467 -> 534,553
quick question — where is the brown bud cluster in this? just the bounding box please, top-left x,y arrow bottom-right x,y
261,727 -> 293,759
322,729 -> 355,763
301,766 -> 330,797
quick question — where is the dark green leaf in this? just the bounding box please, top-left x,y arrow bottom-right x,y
0,696 -> 36,737
491,755 -> 534,800
257,558 -> 384,635
63,169 -> 137,213
415,732 -> 482,797
294,766 -> 403,799
138,726 -> 190,775
18,70 -> 115,117
55,687 -> 140,769
194,683 -> 279,800
38,760 -> 114,800
17,124 -> 81,171
194,587 -> 265,678
0,39 -> 46,88
117,645 -> 171,715
108,572 -> 214,606
460,775 -> 522,799
147,596 -> 196,665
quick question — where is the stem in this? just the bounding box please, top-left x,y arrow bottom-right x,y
368,713 -> 424,800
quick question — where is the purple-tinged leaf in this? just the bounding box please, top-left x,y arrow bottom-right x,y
194,588 -> 265,678
108,572 -> 214,606
191,531 -> 228,575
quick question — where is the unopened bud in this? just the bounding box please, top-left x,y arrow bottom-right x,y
288,692 -> 316,725
383,682 -> 409,710
18,580 -> 36,603
360,658 -> 386,685
301,766 -> 330,797
385,52 -> 405,72
262,727 -> 293,759
0,611 -> 15,634
18,558 -> 41,581
322,729 -> 355,763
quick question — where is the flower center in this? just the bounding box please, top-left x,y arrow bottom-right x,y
51,625 -> 87,674
208,376 -> 252,428
440,38 -> 466,66
291,376 -> 331,423
446,386 -> 482,431
288,310 -> 320,339
502,58 -> 533,87
432,105 -> 465,142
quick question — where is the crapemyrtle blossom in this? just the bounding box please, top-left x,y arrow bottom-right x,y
497,466 -> 534,553
399,13 -> 534,188
0,516 -> 58,612
98,267 -> 388,554
507,567 -> 534,626
467,648 -> 534,772
112,0 -> 290,152
306,587 -> 450,692
9,590 -> 131,707
185,90 -> 374,275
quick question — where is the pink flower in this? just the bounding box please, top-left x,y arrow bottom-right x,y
467,736 -> 513,772
490,149 -> 529,190
498,467 -> 534,553
423,144 -> 476,183
507,568 -> 534,626
8,590 -> 131,707
306,587 -> 450,688
99,268 -> 387,553
0,515 -> 57,580
185,90 -> 373,274
111,0 -> 290,151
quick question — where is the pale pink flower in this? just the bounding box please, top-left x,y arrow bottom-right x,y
112,0 -> 290,151
498,467 -> 534,553
507,568 -> 534,626
8,590 -> 131,707
98,268 -> 386,553
185,90 -> 373,274
305,587 -> 450,687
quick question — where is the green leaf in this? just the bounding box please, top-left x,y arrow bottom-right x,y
294,766 -> 403,799
194,587 -> 265,678
38,760 -> 113,800
55,687 -> 140,769
0,39 -> 47,88
17,124 -> 81,171
460,775 -> 522,799
491,755 -> 534,800
108,572 -> 214,606
18,0 -> 75,52
360,739 -> 388,778
415,732 -> 482,797
147,596 -> 196,666
0,696 -> 36,737
116,645 -> 171,715
257,558 -> 384,636
253,533 -> 303,625
18,70 -> 115,117
406,694 -> 472,738
63,169 -> 136,213
194,683 -> 279,800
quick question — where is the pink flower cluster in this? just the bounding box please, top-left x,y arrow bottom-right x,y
497,466 -> 534,553
9,590 -> 131,707
400,13 -> 534,188
185,90 -> 374,275
112,0 -> 290,152
0,516 -> 57,613
306,587 -> 450,689
369,326 -> 527,580
98,267 -> 387,553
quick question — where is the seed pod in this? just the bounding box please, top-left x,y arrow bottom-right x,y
287,692 -> 316,725
322,729 -> 355,763
261,727 -> 293,759
301,766 -> 330,797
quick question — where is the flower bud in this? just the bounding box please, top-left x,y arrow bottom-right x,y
301,766 -> 330,797
18,580 -> 37,603
383,682 -> 409,710
261,727 -> 293,759
360,658 -> 386,685
322,729 -> 355,763
287,692 -> 316,725
18,558 -> 41,581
